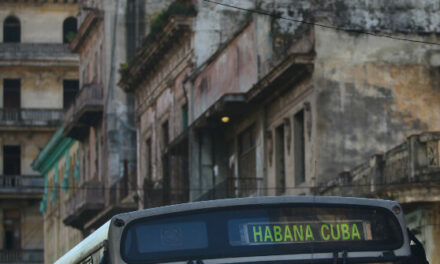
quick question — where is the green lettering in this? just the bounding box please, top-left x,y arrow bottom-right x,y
321,224 -> 330,241
264,226 -> 274,242
253,226 -> 263,242
293,225 -> 304,241
341,224 -> 350,240
330,224 -> 340,240
352,224 -> 361,240
273,225 -> 283,242
305,225 -> 314,241
284,225 -> 293,242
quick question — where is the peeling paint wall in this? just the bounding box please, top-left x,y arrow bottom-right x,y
193,0 -> 254,67
0,131 -> 53,175
0,3 -> 77,43
0,67 -> 77,109
192,21 -> 259,121
313,26 -> 440,184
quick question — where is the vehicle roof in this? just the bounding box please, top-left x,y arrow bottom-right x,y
114,195 -> 400,222
55,221 -> 110,264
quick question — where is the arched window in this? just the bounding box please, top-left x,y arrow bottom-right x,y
3,16 -> 20,43
63,17 -> 77,44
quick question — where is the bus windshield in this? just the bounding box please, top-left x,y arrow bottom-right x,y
120,202 -> 405,263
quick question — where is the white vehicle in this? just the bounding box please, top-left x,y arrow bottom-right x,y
55,196 -> 428,264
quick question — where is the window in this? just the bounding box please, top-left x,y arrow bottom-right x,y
181,103 -> 188,130
294,110 -> 305,184
3,146 -> 20,176
3,209 -> 20,250
146,138 -> 152,181
3,79 -> 20,109
162,120 -> 169,149
238,125 -> 256,196
3,16 -> 20,43
63,80 -> 79,109
275,124 -> 286,195
63,17 -> 77,43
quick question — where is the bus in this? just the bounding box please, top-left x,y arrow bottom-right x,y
55,196 -> 428,264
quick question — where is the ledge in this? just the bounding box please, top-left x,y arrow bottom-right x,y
0,43 -> 78,66
69,9 -> 104,52
119,15 -> 194,92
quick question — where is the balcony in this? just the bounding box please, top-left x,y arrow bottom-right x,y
0,108 -> 63,130
0,175 -> 44,198
63,83 -> 103,140
0,249 -> 43,263
228,177 -> 264,198
321,132 -> 440,202
0,43 -> 77,67
63,180 -> 104,229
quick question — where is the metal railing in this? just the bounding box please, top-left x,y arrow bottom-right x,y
64,83 -> 103,125
64,180 -> 104,221
0,43 -> 76,62
75,83 -> 103,110
0,249 -> 43,263
228,176 -> 264,198
0,175 -> 43,193
0,108 -> 63,127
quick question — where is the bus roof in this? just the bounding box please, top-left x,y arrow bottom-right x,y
117,195 -> 401,221
55,220 -> 110,264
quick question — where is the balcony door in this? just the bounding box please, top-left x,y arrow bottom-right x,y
3,209 -> 20,250
3,146 -> 20,176
3,79 -> 20,109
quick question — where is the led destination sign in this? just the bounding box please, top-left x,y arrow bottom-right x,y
243,221 -> 368,244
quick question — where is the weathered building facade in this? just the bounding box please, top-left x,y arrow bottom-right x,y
0,1 -> 78,263
35,1 -> 178,261
121,0 -> 440,261
32,127 -> 82,264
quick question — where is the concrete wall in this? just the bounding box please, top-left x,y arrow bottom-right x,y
0,200 -> 43,250
192,21 -> 259,121
312,27 -> 440,184
0,66 -> 77,109
43,142 -> 82,264
0,131 -> 53,175
0,3 -> 77,43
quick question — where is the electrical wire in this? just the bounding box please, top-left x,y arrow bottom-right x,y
202,0 -> 440,46
11,179 -> 440,191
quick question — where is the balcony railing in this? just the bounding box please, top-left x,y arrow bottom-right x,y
63,180 -> 104,229
0,249 -> 43,263
0,175 -> 44,196
0,108 -> 63,128
0,43 -> 77,64
63,83 -> 104,140
321,132 -> 440,199
228,177 -> 264,198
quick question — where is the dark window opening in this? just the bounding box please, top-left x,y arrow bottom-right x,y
146,138 -> 152,181
275,124 -> 286,195
294,110 -> 305,184
3,209 -> 20,250
4,146 -> 21,176
63,80 -> 79,109
238,124 -> 257,196
181,104 -> 188,130
162,121 -> 169,149
3,16 -> 20,43
3,79 -> 20,109
63,17 -> 77,44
